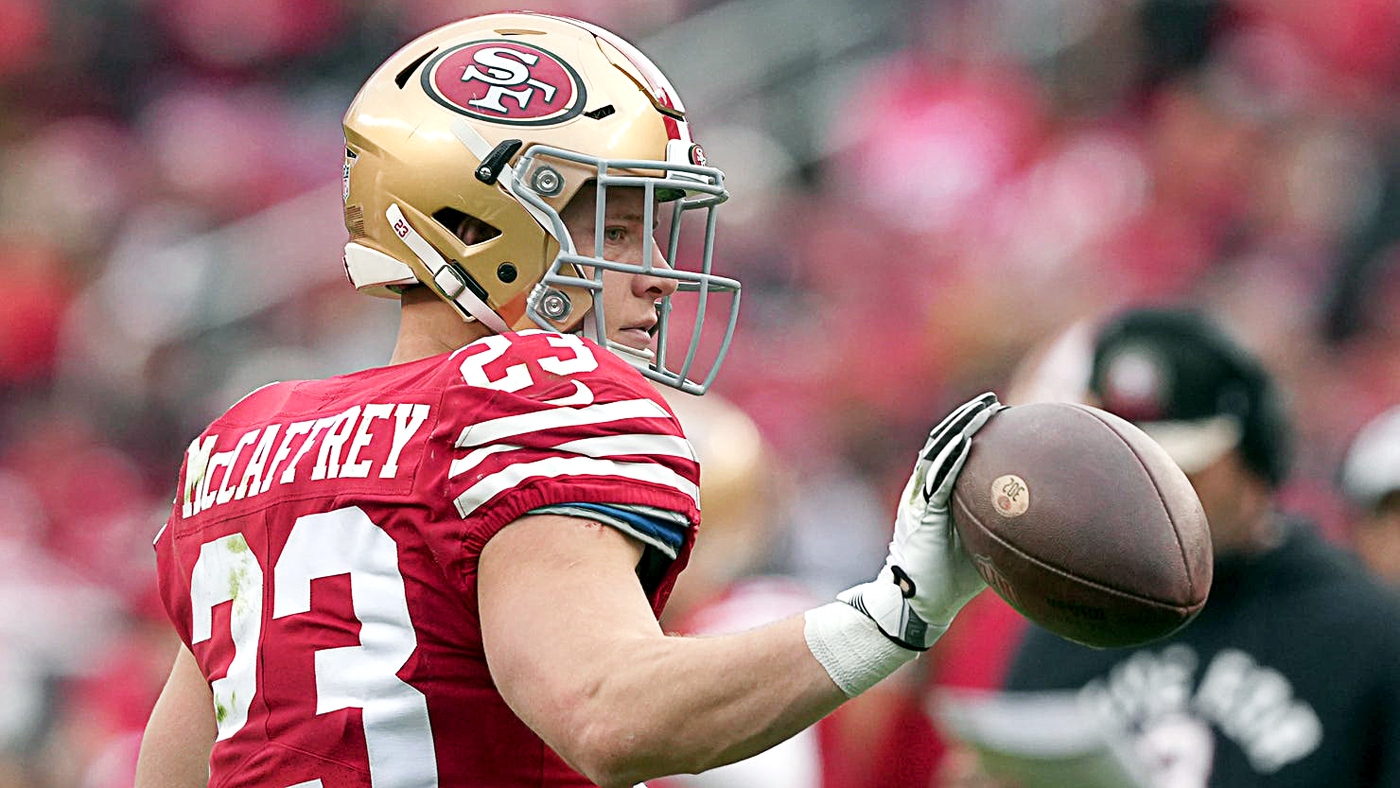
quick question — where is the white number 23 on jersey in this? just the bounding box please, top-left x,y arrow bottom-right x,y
189,507 -> 438,786
456,331 -> 598,392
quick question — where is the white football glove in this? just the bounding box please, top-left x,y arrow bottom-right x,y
838,392 -> 1003,650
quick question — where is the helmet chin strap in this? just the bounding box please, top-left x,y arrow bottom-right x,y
606,340 -> 655,365
386,203 -> 510,334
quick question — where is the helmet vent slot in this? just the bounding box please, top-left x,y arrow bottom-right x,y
395,48 -> 438,89
434,208 -> 501,246
583,105 -> 616,120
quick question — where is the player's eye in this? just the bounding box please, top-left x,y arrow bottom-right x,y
603,226 -> 628,244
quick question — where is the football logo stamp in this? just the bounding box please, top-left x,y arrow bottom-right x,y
423,40 -> 587,125
991,474 -> 1030,518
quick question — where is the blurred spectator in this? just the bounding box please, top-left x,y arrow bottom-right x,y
1340,404 -> 1400,586
0,237 -> 71,385
1001,306 -> 1400,787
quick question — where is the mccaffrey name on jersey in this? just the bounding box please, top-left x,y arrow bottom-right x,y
179,401 -> 432,519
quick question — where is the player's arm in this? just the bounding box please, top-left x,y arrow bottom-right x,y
480,394 -> 1001,787
481,514 -> 843,786
135,643 -> 216,788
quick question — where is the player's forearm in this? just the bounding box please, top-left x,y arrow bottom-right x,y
553,615 -> 847,785
480,514 -> 918,784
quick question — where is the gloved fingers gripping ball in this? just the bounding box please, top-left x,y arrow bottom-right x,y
838,392 -> 1003,650
917,392 -> 1002,508
896,392 -> 1004,623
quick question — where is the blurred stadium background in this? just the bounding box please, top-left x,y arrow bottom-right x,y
1,0 -> 1397,785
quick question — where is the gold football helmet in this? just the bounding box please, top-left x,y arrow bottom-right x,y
342,12 -> 738,393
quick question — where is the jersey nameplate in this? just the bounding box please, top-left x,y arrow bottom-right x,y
181,402 -> 430,518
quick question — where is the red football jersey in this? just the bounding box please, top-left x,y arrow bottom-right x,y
154,330 -> 701,787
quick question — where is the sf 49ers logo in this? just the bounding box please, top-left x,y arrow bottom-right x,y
423,40 -> 587,126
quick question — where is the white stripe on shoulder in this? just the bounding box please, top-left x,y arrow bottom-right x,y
455,398 -> 671,448
555,433 -> 697,462
447,443 -> 521,480
447,436 -> 694,482
453,456 -> 700,518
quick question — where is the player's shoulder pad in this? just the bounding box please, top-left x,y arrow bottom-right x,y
437,330 -> 700,528
169,378 -> 304,509
206,378 -> 306,429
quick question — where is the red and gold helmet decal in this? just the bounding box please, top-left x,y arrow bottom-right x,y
422,40 -> 587,126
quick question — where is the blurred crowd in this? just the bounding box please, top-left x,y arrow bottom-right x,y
1,0 -> 1397,785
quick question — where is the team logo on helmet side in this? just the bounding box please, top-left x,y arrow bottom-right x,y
422,40 -> 587,126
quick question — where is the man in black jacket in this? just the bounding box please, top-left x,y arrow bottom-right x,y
1004,307 -> 1400,787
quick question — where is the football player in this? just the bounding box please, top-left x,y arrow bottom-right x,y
136,12 -> 1000,787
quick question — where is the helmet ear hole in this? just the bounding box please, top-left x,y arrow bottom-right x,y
433,208 -> 501,246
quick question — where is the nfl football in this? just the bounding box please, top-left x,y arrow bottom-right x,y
951,402 -> 1212,648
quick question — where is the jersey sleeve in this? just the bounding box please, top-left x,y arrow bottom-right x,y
153,494 -> 192,647
423,331 -> 701,604
528,502 -> 689,559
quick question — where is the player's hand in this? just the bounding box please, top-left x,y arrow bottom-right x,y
839,393 -> 1002,650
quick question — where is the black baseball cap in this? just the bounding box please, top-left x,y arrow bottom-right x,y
1089,307 -> 1291,487
1342,405 -> 1400,510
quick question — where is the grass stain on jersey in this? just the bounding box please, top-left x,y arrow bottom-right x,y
225,534 -> 257,619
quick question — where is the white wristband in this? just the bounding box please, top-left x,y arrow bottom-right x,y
803,601 -> 918,697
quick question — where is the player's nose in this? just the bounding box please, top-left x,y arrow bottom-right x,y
634,241 -> 678,299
